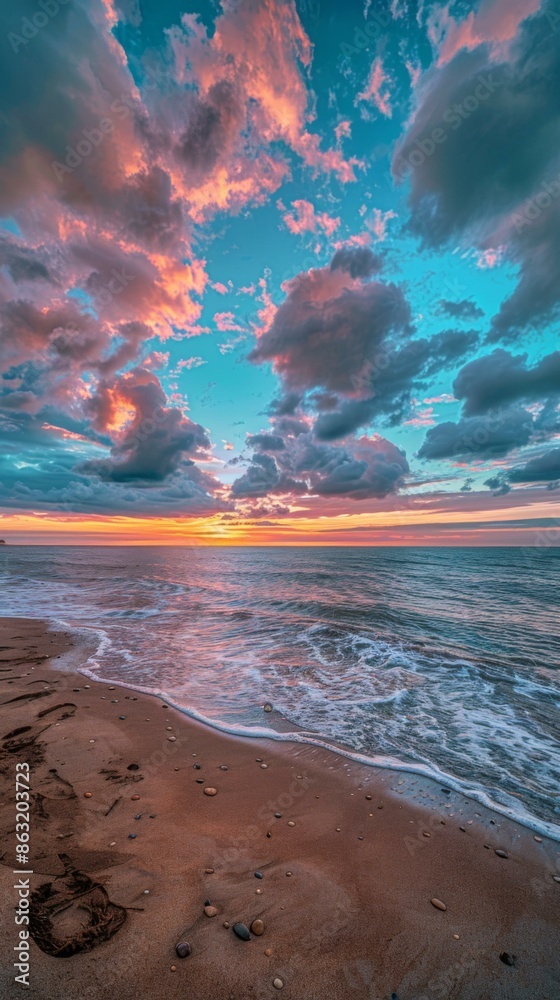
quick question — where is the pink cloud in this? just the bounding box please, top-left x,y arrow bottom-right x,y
356,58 -> 394,118
214,311 -> 246,333
283,199 -> 340,237
434,0 -> 542,66
366,208 -> 398,242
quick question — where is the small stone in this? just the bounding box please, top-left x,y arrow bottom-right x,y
167,736 -> 176,742
233,922 -> 251,941
255,872 -> 263,879
127,764 -> 139,771
365,794 -> 372,800
204,787 -> 217,796
170,965 -> 177,972
552,875 -> 560,883
256,758 -> 263,762
135,813 -> 142,820
264,703 -> 273,712
111,699 -> 118,704
166,726 -> 173,731
265,948 -> 272,957
453,934 -> 460,940
499,952 -> 516,967
119,715 -> 126,720
534,836 -> 542,842
89,739 -> 95,744
274,812 -> 282,818
286,871 -> 292,877
84,684 -> 90,689
423,832 -> 431,838
431,898 -> 447,911
256,888 -> 262,894
84,791 -> 92,798
193,763 -> 201,770
219,765 -> 228,771
128,833 -> 137,839
260,763 -> 268,769
251,919 -> 265,936
336,827 -> 341,832
109,841 -> 116,847
273,978 -> 284,990
266,832 -> 272,838
223,921 -> 230,928
196,778 -> 205,784
205,868 -> 215,874
287,821 -> 295,827
176,941 -> 191,958
109,686 -> 115,691
495,849 -> 509,858
204,905 -> 219,917
131,794 -> 140,801
143,890 -> 149,894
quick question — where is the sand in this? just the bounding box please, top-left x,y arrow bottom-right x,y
0,617 -> 559,1000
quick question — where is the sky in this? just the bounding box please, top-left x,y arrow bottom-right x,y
0,0 -> 559,545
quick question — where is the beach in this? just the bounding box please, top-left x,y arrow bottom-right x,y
0,616 -> 559,1000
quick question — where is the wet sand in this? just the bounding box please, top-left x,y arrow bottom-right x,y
0,617 -> 559,1000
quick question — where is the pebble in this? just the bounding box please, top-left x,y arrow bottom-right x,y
128,833 -> 137,839
84,684 -> 90,689
256,758 -> 263,763
365,794 -> 372,800
534,836 -> 542,843
499,952 -> 516,967
204,787 -> 217,796
286,871 -> 292,877
265,948 -> 272,957
453,934 -> 460,940
205,868 -> 215,874
196,778 -> 205,784
274,813 -> 282,818
264,703 -> 273,713
219,765 -> 228,771
260,763 -> 268,769
84,792 -> 92,798
111,699 -> 118,704
336,827 -> 341,832
109,686 -> 115,691
232,922 -> 251,941
127,764 -> 139,771
119,715 -> 126,720
223,921 -> 230,928
287,821 -> 295,828
166,727 -> 173,731
89,739 -> 95,744
176,941 -> 191,958
255,872 -> 263,879
131,794 -> 140,801
251,919 -> 265,936
273,978 -> 284,990
109,841 -> 116,847
204,905 -> 219,917
167,736 -> 176,742
134,813 -> 142,820
430,898 -> 447,911
170,965 -> 177,972
495,849 -> 509,858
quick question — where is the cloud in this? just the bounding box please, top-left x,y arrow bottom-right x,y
417,405 -> 533,460
508,448 -> 560,484
356,57 -> 394,118
282,199 -> 340,237
232,429 -> 409,500
438,298 -> 484,319
453,348 -> 560,415
393,4 -> 560,338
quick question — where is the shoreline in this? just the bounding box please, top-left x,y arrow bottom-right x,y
0,617 -> 559,999
43,614 -> 560,842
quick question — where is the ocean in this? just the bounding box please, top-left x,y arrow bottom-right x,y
1,545 -> 558,838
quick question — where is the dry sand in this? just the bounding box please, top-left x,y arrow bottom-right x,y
0,617 -> 559,1000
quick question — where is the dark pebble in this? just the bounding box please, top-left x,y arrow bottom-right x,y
274,813 -> 282,818
119,715 -> 126,720
128,833 -> 137,839
196,778 -> 205,784
176,941 -> 191,959
134,813 -> 142,820
255,872 -> 263,879
233,922 -> 251,941
127,764 -> 139,771
194,763 -> 201,770
459,826 -> 466,832
499,952 -> 516,967
495,849 -> 509,858
204,899 -> 211,906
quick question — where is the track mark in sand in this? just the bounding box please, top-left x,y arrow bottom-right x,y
37,703 -> 77,720
30,859 -> 127,958
2,725 -> 32,740
2,688 -> 53,705
38,768 -> 77,801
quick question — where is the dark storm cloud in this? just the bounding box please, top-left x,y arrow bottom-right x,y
453,349 -> 560,416
313,328 -> 478,440
246,433 -> 286,451
176,81 -> 243,186
508,448 -> 560,484
81,368 -> 210,484
393,4 -> 560,337
0,237 -> 52,284
232,431 -> 409,501
417,406 -> 533,461
438,299 -> 484,320
330,246 -> 383,279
